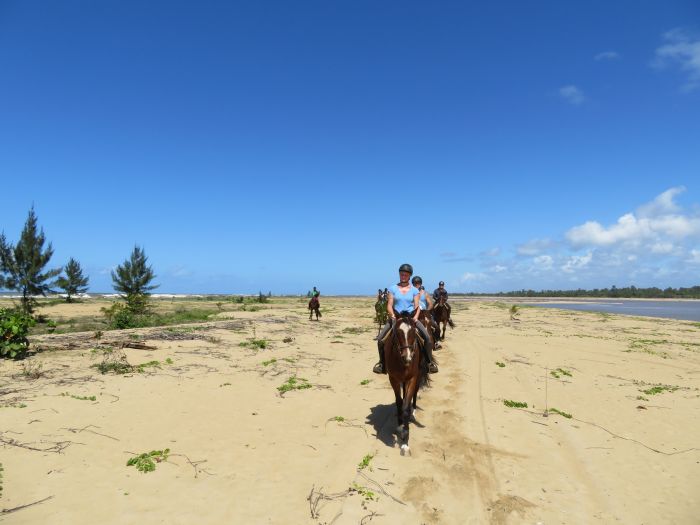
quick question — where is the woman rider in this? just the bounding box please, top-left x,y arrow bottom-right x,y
373,263 -> 439,374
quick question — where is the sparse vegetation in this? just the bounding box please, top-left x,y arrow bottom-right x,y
547,407 -> 572,419
126,449 -> 170,473
360,379 -> 370,385
358,454 -> 373,471
550,368 -> 572,378
495,361 -> 506,368
503,399 -> 528,408
20,359 -> 44,379
641,384 -> 679,396
262,358 -> 277,366
60,392 -> 96,401
350,483 -> 376,501
277,376 -> 312,394
239,338 -> 269,350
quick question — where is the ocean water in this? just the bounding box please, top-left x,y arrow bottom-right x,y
525,300 -> 700,322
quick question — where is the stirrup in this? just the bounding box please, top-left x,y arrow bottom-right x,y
428,362 -> 439,374
373,362 -> 385,374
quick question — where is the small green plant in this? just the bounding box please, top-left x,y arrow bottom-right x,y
495,361 -> 506,368
1,403 -> 27,408
350,483 -> 376,501
60,392 -> 96,401
332,416 -> 345,422
636,395 -> 649,401
261,358 -> 277,366
358,454 -> 374,471
550,368 -> 572,378
220,382 -> 232,387
239,338 -> 269,350
277,376 -> 312,394
165,358 -> 173,365
503,400 -> 528,408
360,379 -> 370,385
547,407 -> 572,419
641,384 -> 678,396
136,360 -> 161,373
126,449 -> 170,473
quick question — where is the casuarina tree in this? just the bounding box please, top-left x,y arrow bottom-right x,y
111,246 -> 158,314
0,207 -> 62,315
57,257 -> 90,302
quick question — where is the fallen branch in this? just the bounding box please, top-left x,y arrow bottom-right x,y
1,495 -> 54,515
357,471 -> 406,506
60,425 -> 119,441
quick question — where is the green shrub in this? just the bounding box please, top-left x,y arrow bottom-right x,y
0,308 -> 35,359
126,449 -> 170,473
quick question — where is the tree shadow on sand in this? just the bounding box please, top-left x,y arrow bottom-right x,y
366,403 -> 426,448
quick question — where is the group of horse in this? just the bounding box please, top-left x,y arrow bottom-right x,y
374,291 -> 454,455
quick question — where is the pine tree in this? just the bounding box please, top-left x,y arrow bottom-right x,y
57,258 -> 89,302
111,246 -> 158,314
0,207 -> 62,314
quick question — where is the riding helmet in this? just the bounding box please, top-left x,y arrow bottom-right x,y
411,276 -> 423,285
398,263 -> 413,275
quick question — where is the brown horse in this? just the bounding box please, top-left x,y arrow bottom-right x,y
432,296 -> 453,340
308,296 -> 321,321
384,313 -> 429,455
418,309 -> 439,351
374,296 -> 388,334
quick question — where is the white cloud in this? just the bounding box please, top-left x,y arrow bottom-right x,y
491,265 -> 507,273
481,247 -> 501,257
517,238 -> 553,256
653,28 -> 700,92
595,51 -> 620,61
688,249 -> 700,264
459,272 -> 485,283
561,252 -> 593,273
637,186 -> 685,217
533,255 -> 553,270
566,187 -> 700,248
559,85 -> 585,105
650,242 -> 675,254
170,265 -> 191,278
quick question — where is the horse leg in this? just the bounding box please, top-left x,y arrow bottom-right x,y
389,376 -> 403,428
441,321 -> 446,340
400,377 -> 418,456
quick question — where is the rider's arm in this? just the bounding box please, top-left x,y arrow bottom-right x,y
412,293 -> 420,321
425,292 -> 433,310
387,292 -> 395,319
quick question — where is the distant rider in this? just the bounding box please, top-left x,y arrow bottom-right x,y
432,281 -> 453,324
373,264 -> 438,375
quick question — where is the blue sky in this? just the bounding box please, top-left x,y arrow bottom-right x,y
1,1 -> 699,294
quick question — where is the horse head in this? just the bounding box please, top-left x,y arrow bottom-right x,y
393,313 -> 417,367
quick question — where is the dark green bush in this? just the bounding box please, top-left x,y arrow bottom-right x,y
0,308 -> 35,359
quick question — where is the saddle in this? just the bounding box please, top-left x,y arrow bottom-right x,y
380,316 -> 425,348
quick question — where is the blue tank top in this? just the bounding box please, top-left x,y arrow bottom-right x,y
390,284 -> 419,314
418,290 -> 428,311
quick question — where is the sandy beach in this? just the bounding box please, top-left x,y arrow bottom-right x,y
1,297 -> 699,524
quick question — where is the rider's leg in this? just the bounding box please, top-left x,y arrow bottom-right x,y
373,320 -> 392,374
415,320 -> 439,373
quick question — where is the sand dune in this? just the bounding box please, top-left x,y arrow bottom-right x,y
1,298 -> 699,524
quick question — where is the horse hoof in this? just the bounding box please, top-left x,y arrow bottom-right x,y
400,444 -> 411,456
